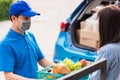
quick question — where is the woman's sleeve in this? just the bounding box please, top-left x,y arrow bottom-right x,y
88,46 -> 114,80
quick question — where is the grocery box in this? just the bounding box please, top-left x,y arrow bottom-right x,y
37,65 -> 88,80
37,65 -> 63,80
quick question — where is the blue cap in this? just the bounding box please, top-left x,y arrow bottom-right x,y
9,1 -> 40,17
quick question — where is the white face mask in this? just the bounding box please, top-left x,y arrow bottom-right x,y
18,20 -> 31,32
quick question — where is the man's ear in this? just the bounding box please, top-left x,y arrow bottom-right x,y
11,15 -> 16,22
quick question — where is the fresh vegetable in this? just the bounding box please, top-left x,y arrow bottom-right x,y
62,58 -> 82,71
80,59 -> 87,67
50,58 -> 88,75
52,63 -> 71,74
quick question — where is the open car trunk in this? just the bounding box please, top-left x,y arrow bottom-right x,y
71,0 -> 118,51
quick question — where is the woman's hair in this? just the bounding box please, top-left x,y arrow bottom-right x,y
97,5 -> 120,47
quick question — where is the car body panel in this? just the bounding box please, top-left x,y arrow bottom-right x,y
54,32 -> 97,62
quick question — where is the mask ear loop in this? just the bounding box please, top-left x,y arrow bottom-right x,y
16,18 -> 24,32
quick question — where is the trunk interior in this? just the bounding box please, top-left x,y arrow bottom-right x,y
71,0 -> 119,51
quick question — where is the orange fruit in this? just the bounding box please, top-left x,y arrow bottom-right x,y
80,59 -> 87,67
47,75 -> 55,79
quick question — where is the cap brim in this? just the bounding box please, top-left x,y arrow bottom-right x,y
20,10 -> 40,17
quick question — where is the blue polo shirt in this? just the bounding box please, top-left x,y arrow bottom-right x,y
0,29 -> 44,78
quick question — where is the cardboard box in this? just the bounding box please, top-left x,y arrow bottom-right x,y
79,29 -> 100,48
80,20 -> 95,31
80,38 -> 100,48
80,29 -> 99,41
80,21 -> 86,29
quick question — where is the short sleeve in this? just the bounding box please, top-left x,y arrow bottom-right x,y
0,44 -> 15,72
37,47 -> 44,60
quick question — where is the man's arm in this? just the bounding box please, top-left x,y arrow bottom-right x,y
4,72 -> 35,80
38,58 -> 54,67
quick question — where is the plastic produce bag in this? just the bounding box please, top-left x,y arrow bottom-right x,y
84,13 -> 99,32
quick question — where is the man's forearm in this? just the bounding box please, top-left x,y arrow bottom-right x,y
4,72 -> 36,80
38,58 -> 55,67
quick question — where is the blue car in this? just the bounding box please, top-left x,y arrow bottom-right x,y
53,0 -> 116,63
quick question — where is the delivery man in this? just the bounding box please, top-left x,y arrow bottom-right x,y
0,1 -> 53,80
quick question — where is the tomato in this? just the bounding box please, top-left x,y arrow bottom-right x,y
80,59 -> 87,67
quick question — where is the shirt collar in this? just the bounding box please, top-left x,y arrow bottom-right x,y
8,28 -> 27,39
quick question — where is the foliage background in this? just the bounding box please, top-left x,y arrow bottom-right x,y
0,0 -> 13,21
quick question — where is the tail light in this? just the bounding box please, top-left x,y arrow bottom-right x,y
60,20 -> 68,32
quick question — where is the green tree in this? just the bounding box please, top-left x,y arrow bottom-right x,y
0,0 -> 13,21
